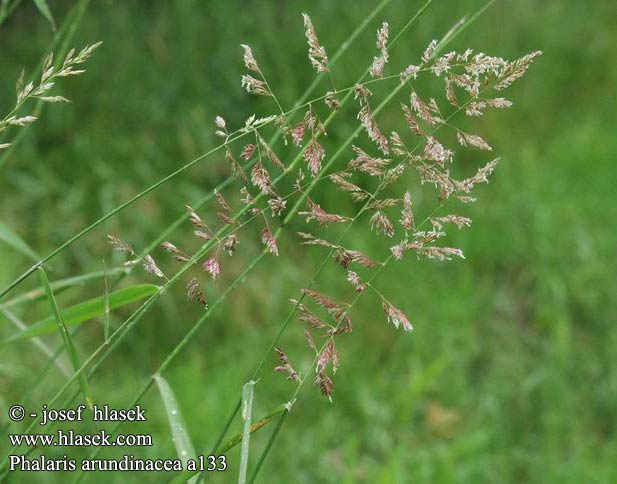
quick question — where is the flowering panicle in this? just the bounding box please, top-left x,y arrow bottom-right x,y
301,289 -> 352,334
290,298 -> 329,330
324,91 -> 340,110
330,173 -> 369,202
357,102 -> 389,155
274,347 -> 300,382
302,13 -> 330,73
401,104 -> 424,136
465,97 -> 512,117
241,75 -> 271,96
4,42 -> 102,137
348,145 -> 391,176
400,64 -> 420,83
107,16 -> 541,403
241,44 -> 262,74
369,210 -> 395,238
314,340 -> 339,401
187,278 -> 208,308
431,215 -> 472,230
370,22 -> 389,78
203,255 -> 221,280
214,115 -> 228,139
143,254 -> 165,278
421,39 -> 438,65
382,300 -> 413,332
456,130 -> 492,151
366,198 -> 400,210
315,370 -> 334,401
225,147 -> 247,182
299,199 -> 351,225
161,241 -> 190,262
423,136 -> 453,165
347,271 -> 367,293
241,143 -> 257,161
215,190 -> 234,225
239,43 -> 273,97
223,234 -> 239,256
186,205 -> 206,229
107,234 -> 134,256
418,246 -> 465,261
409,90 -> 440,125
268,197 -> 287,217
304,138 -> 325,177
317,340 -> 339,375
454,158 -> 500,193
261,227 -> 279,256
382,164 -> 406,186
400,191 -> 414,231
290,121 -> 306,147
251,161 -> 273,194
259,135 -> 286,170
494,51 -> 543,91
390,131 -> 408,156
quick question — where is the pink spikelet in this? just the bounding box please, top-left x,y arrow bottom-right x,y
400,191 -> 415,231
303,138 -> 325,177
370,22 -> 389,78
241,44 -> 262,74
382,300 -> 413,332
262,227 -> 279,256
203,255 -> 221,280
274,346 -> 300,382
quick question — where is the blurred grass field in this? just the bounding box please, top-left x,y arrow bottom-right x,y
1,0 -> 616,482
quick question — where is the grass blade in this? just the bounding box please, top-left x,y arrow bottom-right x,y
238,381 -> 255,484
0,221 -> 40,262
102,262 -> 110,343
3,283 -> 158,343
32,0 -> 56,30
0,267 -> 125,309
154,374 -> 196,470
37,266 -> 93,408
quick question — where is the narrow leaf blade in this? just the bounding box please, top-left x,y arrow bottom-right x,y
154,374 -> 196,469
3,284 -> 159,343
238,380 -> 255,484
32,0 -> 56,30
37,266 -> 93,407
0,267 -> 125,309
102,262 -> 110,343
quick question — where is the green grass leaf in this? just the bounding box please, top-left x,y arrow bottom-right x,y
0,267 -> 125,309
102,262 -> 111,343
154,374 -> 196,469
37,267 -> 92,407
3,284 -> 158,344
32,0 -> 56,30
0,221 -> 40,262
238,380 -> 255,484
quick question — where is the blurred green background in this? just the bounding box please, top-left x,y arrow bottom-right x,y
1,0 -> 616,482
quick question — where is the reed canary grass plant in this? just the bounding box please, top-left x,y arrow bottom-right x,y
0,0 -> 542,481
